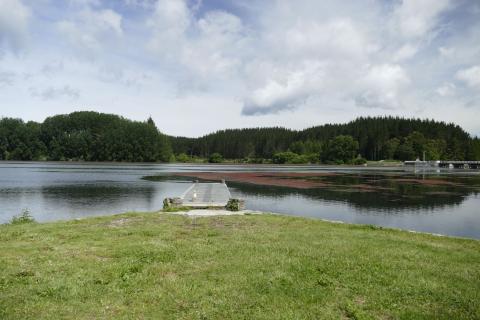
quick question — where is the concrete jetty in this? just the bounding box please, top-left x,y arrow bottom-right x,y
180,182 -> 231,207
163,180 -> 245,210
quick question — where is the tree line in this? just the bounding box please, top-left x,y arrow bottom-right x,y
1,112 -> 479,163
171,116 -> 480,163
0,112 -> 172,162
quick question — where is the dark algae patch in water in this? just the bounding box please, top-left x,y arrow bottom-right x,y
145,171 -> 480,213
173,172 -> 336,188
161,171 -> 479,192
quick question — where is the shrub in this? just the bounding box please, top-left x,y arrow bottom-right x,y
10,209 -> 35,225
306,153 -> 320,163
353,157 -> 367,165
289,154 -> 309,164
247,158 -> 265,164
226,199 -> 244,211
208,153 -> 224,163
176,153 -> 190,163
163,198 -> 182,209
272,151 -> 298,164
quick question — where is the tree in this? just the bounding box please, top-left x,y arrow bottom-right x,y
39,111 -> 173,162
424,139 -> 446,160
405,131 -> 426,159
396,143 -> 416,161
272,151 -> 299,164
322,135 -> 359,163
289,141 -> 306,154
0,118 -> 46,160
382,138 -> 400,160
470,138 -> 480,160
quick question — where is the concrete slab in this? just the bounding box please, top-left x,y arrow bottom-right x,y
168,209 -> 262,217
181,183 -> 231,207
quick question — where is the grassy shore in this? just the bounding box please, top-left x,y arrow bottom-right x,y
1,213 -> 479,319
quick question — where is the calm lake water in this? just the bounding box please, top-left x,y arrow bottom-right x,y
1,162 -> 479,239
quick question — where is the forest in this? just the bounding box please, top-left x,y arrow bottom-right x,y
172,117 -> 480,163
1,111 -> 479,163
0,112 -> 172,162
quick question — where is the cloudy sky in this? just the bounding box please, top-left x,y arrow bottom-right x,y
0,0 -> 479,137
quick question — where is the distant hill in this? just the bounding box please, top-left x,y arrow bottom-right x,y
0,111 -> 172,162
1,112 -> 479,162
170,116 -> 480,162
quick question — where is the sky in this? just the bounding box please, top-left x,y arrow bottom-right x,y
0,0 -> 479,137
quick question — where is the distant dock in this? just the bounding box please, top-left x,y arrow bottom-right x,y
404,160 -> 480,170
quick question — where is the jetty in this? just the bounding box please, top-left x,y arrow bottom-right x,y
404,160 -> 480,170
181,181 -> 231,207
163,180 -> 244,210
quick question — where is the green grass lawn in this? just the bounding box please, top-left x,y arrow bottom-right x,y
1,212 -> 479,319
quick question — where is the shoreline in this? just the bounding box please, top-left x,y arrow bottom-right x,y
0,159 -> 403,167
4,209 -> 479,242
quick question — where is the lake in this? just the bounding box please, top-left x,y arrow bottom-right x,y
1,162 -> 479,239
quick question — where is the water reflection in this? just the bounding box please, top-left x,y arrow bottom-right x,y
228,181 -> 467,212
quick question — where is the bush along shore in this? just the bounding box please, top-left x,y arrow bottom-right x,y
1,212 -> 479,319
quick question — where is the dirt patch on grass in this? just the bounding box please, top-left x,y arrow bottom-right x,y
105,217 -> 141,228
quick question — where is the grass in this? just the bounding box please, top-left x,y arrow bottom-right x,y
1,212 -> 479,319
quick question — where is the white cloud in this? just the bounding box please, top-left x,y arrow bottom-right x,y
58,8 -> 123,54
0,71 -> 15,86
239,13 -> 377,115
283,18 -> 375,61
356,64 -> 410,109
393,43 -> 419,62
123,0 -> 154,8
147,0 -> 190,56
438,46 -> 455,58
30,85 -> 80,101
436,82 -> 456,96
96,9 -> 123,36
456,65 -> 480,89
0,0 -> 30,52
41,60 -> 64,77
242,62 -> 326,115
148,1 -> 249,85
393,0 -> 451,39
68,0 -> 100,4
